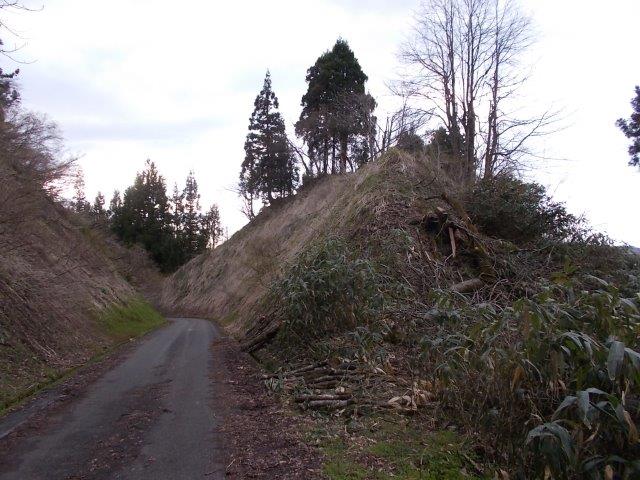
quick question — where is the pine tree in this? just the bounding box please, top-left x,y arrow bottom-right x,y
108,163 -> 216,272
202,204 -> 223,249
296,39 -> 376,175
170,183 -> 184,236
112,160 -> 174,270
109,190 -> 123,234
617,86 -> 640,167
73,168 -> 89,213
109,190 -> 121,218
92,191 -> 107,222
240,71 -> 298,207
182,171 -> 206,256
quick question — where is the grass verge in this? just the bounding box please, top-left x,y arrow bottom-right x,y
0,298 -> 165,415
309,414 -> 489,480
97,297 -> 166,341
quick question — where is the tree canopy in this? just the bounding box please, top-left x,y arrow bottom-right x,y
616,86 -> 640,168
108,161 -> 222,272
296,39 -> 376,176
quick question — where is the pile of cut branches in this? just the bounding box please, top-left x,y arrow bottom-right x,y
263,360 -> 435,413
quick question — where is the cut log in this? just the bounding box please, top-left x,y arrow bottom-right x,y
448,227 -> 457,257
294,394 -> 351,402
306,399 -> 354,409
450,278 -> 483,294
240,320 -> 281,352
262,361 -> 328,379
307,373 -> 358,383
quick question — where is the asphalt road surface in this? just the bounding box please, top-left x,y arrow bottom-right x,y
0,318 -> 224,480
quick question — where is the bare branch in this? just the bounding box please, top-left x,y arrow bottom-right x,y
397,0 -> 557,182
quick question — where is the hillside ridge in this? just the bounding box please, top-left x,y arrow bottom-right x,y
161,150 -> 450,334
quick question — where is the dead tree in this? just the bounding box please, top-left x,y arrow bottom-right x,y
399,0 -> 555,183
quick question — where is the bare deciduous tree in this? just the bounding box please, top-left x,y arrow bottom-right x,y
399,0 -> 556,182
374,92 -> 432,158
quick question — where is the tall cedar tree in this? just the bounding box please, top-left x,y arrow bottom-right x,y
170,183 -> 184,236
616,86 -> 640,167
296,39 -> 376,175
240,72 -> 298,206
182,171 -> 207,256
203,204 -> 223,249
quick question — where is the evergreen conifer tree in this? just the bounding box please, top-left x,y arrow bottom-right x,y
202,204 -> 223,249
182,171 -> 207,256
92,191 -> 107,222
112,160 -> 174,270
109,190 -> 121,219
170,183 -> 184,236
617,86 -> 640,167
108,163 -> 221,272
296,39 -> 375,175
240,72 -> 298,207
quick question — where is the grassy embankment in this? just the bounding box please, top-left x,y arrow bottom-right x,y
0,298 -> 165,414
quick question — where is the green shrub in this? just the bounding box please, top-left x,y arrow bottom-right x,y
466,176 -> 586,245
420,276 -> 640,479
271,237 -> 384,343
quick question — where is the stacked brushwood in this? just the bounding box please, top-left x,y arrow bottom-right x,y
263,361 -> 435,412
240,315 -> 281,353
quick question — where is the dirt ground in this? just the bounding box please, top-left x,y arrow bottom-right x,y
211,336 -> 325,479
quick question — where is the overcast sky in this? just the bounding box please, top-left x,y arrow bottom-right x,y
4,0 -> 640,244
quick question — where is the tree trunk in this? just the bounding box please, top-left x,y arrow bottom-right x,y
340,135 -> 348,173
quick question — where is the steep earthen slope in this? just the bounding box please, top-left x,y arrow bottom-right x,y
0,157 -> 161,407
161,150 -> 456,336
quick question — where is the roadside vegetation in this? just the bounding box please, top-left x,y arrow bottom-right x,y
1,297 -> 164,412
97,297 -> 165,342
314,416 -> 487,480
250,153 -> 639,478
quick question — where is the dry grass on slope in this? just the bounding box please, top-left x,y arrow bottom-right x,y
161,167 -> 350,334
0,159 -> 162,410
163,149 -> 640,478
160,150 -> 447,336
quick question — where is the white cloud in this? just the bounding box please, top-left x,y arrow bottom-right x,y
3,0 -> 639,243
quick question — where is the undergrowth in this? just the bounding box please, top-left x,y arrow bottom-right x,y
263,237 -> 639,478
249,157 -> 640,479
269,237 -> 387,348
313,415 -> 487,480
419,275 -> 640,478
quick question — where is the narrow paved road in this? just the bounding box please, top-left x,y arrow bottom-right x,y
0,318 -> 224,480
